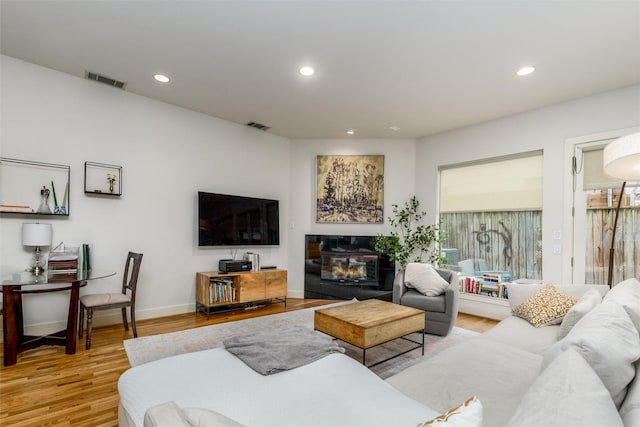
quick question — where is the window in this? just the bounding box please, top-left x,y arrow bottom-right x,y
438,151 -> 543,282
576,145 -> 639,284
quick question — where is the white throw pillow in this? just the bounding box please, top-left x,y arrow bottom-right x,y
619,360 -> 640,427
543,300 -> 640,408
144,401 -> 189,427
558,289 -> 602,339
143,401 -> 245,427
416,396 -> 482,427
508,349 -> 623,427
183,407 -> 245,427
404,263 -> 449,297
604,278 -> 640,332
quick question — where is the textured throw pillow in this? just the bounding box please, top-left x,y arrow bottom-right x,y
404,263 -> 449,297
508,349 -> 624,427
558,289 -> 602,339
512,284 -> 577,327
543,301 -> 640,409
417,396 -> 482,427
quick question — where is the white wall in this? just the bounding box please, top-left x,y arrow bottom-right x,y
287,139 -> 417,297
1,56 -> 291,333
416,84 -> 640,284
3,54 -> 638,331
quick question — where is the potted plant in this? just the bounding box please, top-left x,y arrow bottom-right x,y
374,196 -> 445,269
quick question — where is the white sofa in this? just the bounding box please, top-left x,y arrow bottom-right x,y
387,278 -> 640,427
119,278 -> 640,427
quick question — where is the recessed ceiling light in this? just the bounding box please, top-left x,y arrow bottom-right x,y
516,66 -> 535,77
299,66 -> 315,76
153,73 -> 170,83
346,129 -> 356,135
389,125 -> 401,132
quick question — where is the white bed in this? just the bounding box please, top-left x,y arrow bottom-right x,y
118,347 -> 439,427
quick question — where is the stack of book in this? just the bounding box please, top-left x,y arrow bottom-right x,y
48,254 -> 79,275
0,204 -> 33,213
209,278 -> 236,304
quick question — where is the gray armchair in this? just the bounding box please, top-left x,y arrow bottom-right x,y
393,267 -> 460,336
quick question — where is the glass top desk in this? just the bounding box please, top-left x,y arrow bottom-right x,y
1,270 -> 115,366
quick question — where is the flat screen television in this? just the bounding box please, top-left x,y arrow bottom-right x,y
198,191 -> 280,246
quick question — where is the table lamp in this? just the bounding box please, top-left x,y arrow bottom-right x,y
603,132 -> 640,287
22,222 -> 52,275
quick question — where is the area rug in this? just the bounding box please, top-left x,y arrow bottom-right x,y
124,300 -> 478,379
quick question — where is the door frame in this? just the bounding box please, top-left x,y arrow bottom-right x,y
562,126 -> 640,284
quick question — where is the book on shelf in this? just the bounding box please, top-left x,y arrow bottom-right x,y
208,278 -> 236,304
459,275 -> 509,299
0,204 -> 34,213
48,252 -> 79,273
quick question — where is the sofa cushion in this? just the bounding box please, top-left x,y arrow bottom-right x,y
402,289 -> 446,313
603,278 -> 640,333
405,263 -> 449,297
387,338 -> 542,427
508,349 -> 623,427
417,396 -> 482,427
480,316 -> 559,354
512,284 -> 576,327
558,289 -> 602,339
620,360 -> 640,427
543,301 -> 640,408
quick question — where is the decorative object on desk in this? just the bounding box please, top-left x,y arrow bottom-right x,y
316,154 -> 384,223
22,222 -> 52,275
36,186 -> 52,214
603,132 -> 640,288
84,161 -> 122,196
375,196 -> 446,269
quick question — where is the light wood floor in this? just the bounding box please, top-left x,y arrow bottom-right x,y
0,299 -> 497,427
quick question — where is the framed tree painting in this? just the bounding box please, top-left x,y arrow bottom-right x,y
316,155 -> 384,223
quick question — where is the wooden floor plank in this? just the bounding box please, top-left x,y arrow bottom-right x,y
0,299 -> 497,426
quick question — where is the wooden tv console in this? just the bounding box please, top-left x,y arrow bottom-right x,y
195,269 -> 287,316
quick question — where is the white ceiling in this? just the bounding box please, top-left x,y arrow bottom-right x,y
1,0 -> 639,139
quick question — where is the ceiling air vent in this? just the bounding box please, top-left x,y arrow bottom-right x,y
85,71 -> 127,89
246,121 -> 271,131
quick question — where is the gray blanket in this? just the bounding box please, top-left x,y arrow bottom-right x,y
223,325 -> 345,375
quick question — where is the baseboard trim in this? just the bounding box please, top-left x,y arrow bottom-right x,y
0,303 -> 196,339
0,294 -> 304,340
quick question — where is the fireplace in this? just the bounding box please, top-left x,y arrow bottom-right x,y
304,234 -> 394,300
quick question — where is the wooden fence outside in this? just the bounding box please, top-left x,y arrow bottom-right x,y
586,207 -> 639,285
440,211 -> 542,280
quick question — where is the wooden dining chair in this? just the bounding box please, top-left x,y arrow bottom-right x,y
79,251 -> 143,349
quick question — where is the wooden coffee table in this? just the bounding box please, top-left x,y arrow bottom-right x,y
314,299 -> 425,367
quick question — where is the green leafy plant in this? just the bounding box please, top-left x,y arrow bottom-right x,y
374,196 -> 446,269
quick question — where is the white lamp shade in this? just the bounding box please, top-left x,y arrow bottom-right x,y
603,132 -> 640,181
22,223 -> 52,247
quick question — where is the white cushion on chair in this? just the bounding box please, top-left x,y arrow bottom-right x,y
80,293 -> 130,307
404,263 -> 449,297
